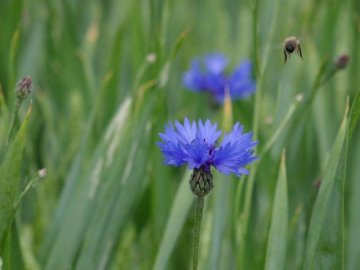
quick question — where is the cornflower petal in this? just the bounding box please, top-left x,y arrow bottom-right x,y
213,142 -> 257,176
157,118 -> 257,178
183,54 -> 256,104
204,72 -> 227,102
205,53 -> 228,74
196,119 -> 222,145
183,59 -> 206,91
175,118 -> 197,144
221,122 -> 244,146
159,123 -> 179,144
156,141 -> 187,166
183,139 -> 212,169
229,60 -> 256,99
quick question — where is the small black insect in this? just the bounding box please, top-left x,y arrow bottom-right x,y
283,36 -> 303,63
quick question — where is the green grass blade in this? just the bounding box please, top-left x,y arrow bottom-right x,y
75,101 -> 154,269
314,130 -> 347,269
261,97 -> 302,157
347,90 -> 360,270
302,100 -> 349,270
1,223 -> 25,270
152,170 -> 193,270
265,151 -> 288,270
0,107 -> 30,247
316,92 -> 360,269
347,132 -> 360,270
41,98 -> 133,270
8,29 -> 20,95
207,174 -> 230,270
349,90 -> 360,140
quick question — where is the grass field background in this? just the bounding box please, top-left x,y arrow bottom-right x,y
0,0 -> 359,269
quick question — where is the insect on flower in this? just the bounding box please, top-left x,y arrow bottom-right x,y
157,118 -> 257,197
283,36 -> 303,64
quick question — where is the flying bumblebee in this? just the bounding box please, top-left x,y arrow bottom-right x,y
283,36 -> 303,63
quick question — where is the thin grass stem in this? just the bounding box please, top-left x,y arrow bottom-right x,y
6,101 -> 20,151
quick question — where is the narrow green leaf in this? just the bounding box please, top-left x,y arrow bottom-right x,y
8,28 -> 20,95
75,102 -> 154,269
313,96 -> 357,270
347,90 -> 360,270
349,90 -> 360,140
41,98 -> 133,269
168,27 -> 190,63
261,97 -> 301,157
302,101 -> 349,270
265,151 -> 288,270
158,27 -> 189,89
0,107 -> 30,247
0,88 -> 9,115
347,131 -> 360,270
207,174 -> 230,270
314,132 -> 347,269
322,93 -> 359,269
152,170 -> 193,270
2,223 -> 25,270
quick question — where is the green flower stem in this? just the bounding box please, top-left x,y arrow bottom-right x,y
192,196 -> 204,270
304,56 -> 330,109
14,174 -> 41,211
6,101 -> 21,151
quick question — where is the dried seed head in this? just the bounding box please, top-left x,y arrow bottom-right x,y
335,54 -> 350,70
146,53 -> 156,63
38,168 -> 47,178
295,93 -> 304,102
190,167 -> 214,197
16,76 -> 32,102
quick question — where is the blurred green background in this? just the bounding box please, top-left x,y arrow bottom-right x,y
0,0 -> 359,269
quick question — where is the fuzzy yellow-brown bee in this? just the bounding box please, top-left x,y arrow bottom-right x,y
283,36 -> 303,63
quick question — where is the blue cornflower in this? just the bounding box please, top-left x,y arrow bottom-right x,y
183,53 -> 256,103
157,118 -> 257,196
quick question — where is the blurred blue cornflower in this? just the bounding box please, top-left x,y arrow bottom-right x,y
157,118 -> 257,177
183,53 -> 256,103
